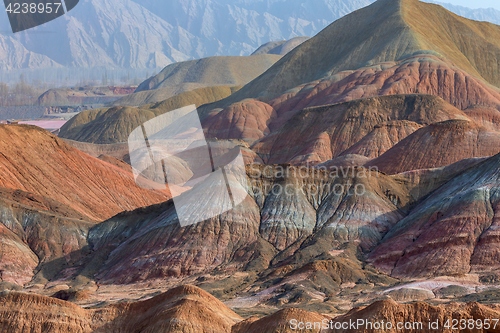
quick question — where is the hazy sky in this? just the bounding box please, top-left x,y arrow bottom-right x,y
442,0 -> 500,10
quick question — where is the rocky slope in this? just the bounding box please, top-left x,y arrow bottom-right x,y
370,152 -> 500,278
60,85 -> 240,143
202,54 -> 500,148
68,164 -> 410,288
2,285 -> 499,333
248,95 -> 469,164
233,308 -> 328,333
251,37 -> 309,56
0,125 -> 172,286
220,0 -> 500,102
113,55 -> 280,106
197,2 -> 500,167
340,120 -> 423,159
32,153 -> 498,312
0,125 -> 169,221
0,285 -> 242,333
0,35 -> 61,71
331,299 -> 500,333
43,2 -> 500,294
367,119 -> 500,174
0,186 -> 94,285
3,0 -> 500,329
264,54 -> 500,113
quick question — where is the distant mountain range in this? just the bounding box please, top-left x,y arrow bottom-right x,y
0,0 -> 372,83
426,0 -> 500,24
1,0 -> 500,84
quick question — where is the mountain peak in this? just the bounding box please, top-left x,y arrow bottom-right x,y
225,0 -> 500,101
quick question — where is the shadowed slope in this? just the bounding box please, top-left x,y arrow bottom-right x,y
368,119 -> 500,174
59,106 -> 156,144
340,120 -> 423,159
369,153 -> 500,278
332,299 -> 500,333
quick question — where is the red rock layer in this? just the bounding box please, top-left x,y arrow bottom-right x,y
253,94 -> 468,165
204,56 -> 500,160
233,308 -> 328,333
269,55 -> 500,113
341,120 -> 423,159
0,285 -> 241,333
0,125 -> 169,221
331,299 -> 500,333
367,119 -> 500,174
369,153 -> 500,278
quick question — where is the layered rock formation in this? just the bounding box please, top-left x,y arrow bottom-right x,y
0,125 -> 169,221
233,308 -> 328,333
59,85 -> 243,144
223,0 -> 500,101
266,55 -> 500,113
0,125 -> 171,286
4,0 -> 500,328
0,186 -> 93,285
2,286 -> 499,333
332,299 -> 500,333
113,55 -> 280,106
370,153 -> 500,278
70,164 -> 409,286
251,95 -> 469,164
368,120 -> 500,174
0,285 -> 242,333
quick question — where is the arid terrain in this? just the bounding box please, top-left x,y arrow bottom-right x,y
2,0 -> 500,332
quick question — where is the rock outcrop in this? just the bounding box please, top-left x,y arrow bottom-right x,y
232,308 -> 328,333
82,164 -> 409,285
114,55 -> 280,106
267,55 -> 500,113
0,285 -> 242,333
224,0 -> 500,101
60,86 -> 240,144
252,95 -> 468,164
0,125 -> 169,221
368,120 -> 500,174
369,153 -> 500,278
332,299 -> 500,333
